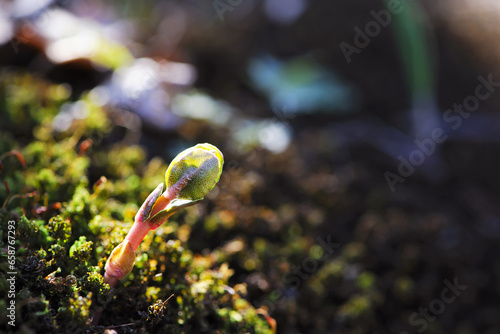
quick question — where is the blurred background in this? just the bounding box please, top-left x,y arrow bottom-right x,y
1,0 -> 500,333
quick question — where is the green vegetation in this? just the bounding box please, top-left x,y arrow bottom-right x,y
0,71 -> 273,333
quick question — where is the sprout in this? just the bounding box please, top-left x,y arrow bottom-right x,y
103,143 -> 223,288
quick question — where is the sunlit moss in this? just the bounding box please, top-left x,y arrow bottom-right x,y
69,236 -> 93,263
0,71 -> 274,334
48,216 -> 72,246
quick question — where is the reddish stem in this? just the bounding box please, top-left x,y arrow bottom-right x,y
103,272 -> 119,289
124,220 -> 152,251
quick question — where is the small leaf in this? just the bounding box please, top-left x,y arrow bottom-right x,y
148,198 -> 201,227
135,183 -> 163,223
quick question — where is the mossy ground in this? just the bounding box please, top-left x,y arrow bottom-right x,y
0,71 -> 272,333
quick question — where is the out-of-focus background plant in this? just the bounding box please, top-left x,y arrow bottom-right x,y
1,0 -> 500,333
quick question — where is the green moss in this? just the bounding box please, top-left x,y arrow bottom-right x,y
18,215 -> 39,240
58,290 -> 93,326
0,71 -> 273,334
0,71 -> 69,134
69,236 -> 93,263
48,216 -> 72,246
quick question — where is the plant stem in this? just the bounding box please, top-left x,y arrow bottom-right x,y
124,220 -> 152,251
103,272 -> 119,289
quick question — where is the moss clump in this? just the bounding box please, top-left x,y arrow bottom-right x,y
0,71 -> 273,333
48,216 -> 72,246
69,236 -> 93,263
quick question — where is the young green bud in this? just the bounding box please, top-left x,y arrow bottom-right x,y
149,143 -> 224,226
166,143 -> 223,201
